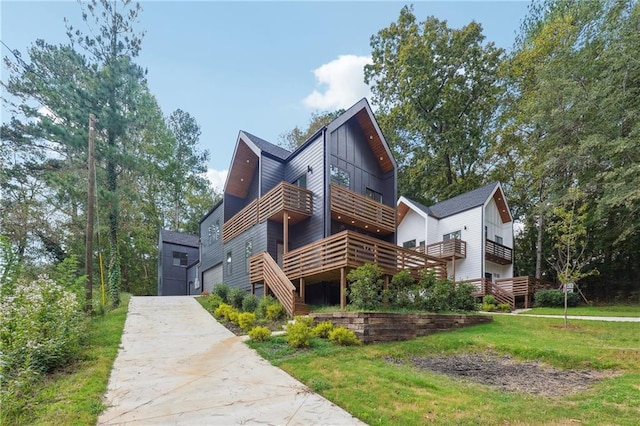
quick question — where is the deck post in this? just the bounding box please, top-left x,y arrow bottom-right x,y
299,277 -> 305,299
251,282 -> 255,295
340,267 -> 346,310
264,282 -> 269,298
283,211 -> 289,254
383,275 -> 389,307
451,255 -> 456,283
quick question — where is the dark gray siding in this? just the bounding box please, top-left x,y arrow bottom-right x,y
199,203 -> 224,276
186,263 -> 199,295
285,135 -> 326,249
159,242 -> 199,296
222,222 -> 268,291
224,193 -> 245,221
260,155 -> 285,195
267,220 -> 283,260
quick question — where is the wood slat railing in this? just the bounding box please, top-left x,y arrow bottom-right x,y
485,239 -> 513,265
330,184 -> 395,233
420,239 -> 467,259
458,278 -> 491,297
249,252 -> 303,317
283,230 -> 447,281
486,280 -> 515,307
223,182 -> 312,243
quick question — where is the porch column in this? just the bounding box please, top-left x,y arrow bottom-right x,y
383,275 -> 389,307
340,267 -> 347,310
251,282 -> 255,295
299,277 -> 305,299
451,256 -> 456,283
283,211 -> 289,254
264,282 -> 269,298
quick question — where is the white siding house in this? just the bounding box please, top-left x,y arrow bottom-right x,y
397,182 -> 514,282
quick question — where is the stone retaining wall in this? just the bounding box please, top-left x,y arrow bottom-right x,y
311,312 -> 492,344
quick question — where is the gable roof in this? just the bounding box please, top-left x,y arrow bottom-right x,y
429,182 -> 500,219
160,230 -> 199,248
241,131 -> 291,161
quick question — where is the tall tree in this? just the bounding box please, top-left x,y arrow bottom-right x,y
278,109 -> 345,151
365,5 -> 504,204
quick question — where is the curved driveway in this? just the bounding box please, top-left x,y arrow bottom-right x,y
98,296 -> 363,425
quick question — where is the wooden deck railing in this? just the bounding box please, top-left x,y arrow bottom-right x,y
458,278 -> 491,297
283,230 -> 447,281
330,184 -> 395,233
487,281 -> 515,307
419,239 -> 467,259
249,252 -> 302,317
462,276 -> 556,309
223,182 -> 312,243
485,239 -> 513,265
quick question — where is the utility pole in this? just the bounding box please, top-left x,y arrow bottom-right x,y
85,114 -> 96,312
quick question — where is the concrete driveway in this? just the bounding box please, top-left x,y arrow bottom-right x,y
98,296 -> 363,425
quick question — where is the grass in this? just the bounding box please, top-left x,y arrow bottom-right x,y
248,314 -> 640,425
523,304 -> 640,317
2,294 -> 130,426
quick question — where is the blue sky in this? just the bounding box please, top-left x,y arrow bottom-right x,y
1,1 -> 531,191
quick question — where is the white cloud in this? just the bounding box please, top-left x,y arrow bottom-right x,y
204,168 -> 227,193
303,55 -> 372,110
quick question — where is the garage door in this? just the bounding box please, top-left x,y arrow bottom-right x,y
202,263 -> 223,294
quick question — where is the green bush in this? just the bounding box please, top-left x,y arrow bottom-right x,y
496,303 -> 512,313
204,294 -> 224,313
213,283 -> 230,303
420,279 -> 454,312
481,303 -> 496,312
242,293 -> 259,313
248,326 -> 271,342
285,317 -> 314,348
1,276 -> 85,409
328,326 -> 361,346
534,289 -> 579,307
483,295 -> 497,305
451,283 -> 477,311
266,303 -> 286,321
228,309 -> 240,324
386,269 -> 415,308
312,320 -> 335,338
257,295 -> 277,318
228,288 -> 246,310
347,263 -> 384,310
214,303 -> 234,320
238,312 -> 256,331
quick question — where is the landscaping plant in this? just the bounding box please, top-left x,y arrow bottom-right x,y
347,263 -> 384,310
285,316 -> 314,348
212,283 -> 230,303
228,288 -> 245,310
241,293 -> 259,313
328,326 -> 361,346
248,326 -> 271,342
312,320 -> 335,338
238,312 -> 256,331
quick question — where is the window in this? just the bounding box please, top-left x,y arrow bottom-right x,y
292,174 -> 307,188
330,165 -> 350,188
365,188 -> 383,203
403,239 -> 416,249
172,251 -> 188,267
245,240 -> 253,273
419,240 -> 425,247
226,251 -> 232,276
495,235 -> 503,245
443,230 -> 461,241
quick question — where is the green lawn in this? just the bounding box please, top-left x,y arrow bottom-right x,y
2,294 -> 130,426
523,305 -> 640,317
249,314 -> 640,425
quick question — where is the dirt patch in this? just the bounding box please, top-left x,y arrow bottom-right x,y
387,353 -> 614,396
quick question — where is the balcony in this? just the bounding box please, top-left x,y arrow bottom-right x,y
330,184 -> 395,235
485,239 -> 513,265
223,182 -> 312,243
419,239 -> 467,259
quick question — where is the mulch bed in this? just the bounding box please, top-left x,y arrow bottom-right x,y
386,352 -> 615,396
219,319 -> 287,336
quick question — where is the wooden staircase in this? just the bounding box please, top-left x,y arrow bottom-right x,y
249,252 -> 309,317
462,276 -> 557,310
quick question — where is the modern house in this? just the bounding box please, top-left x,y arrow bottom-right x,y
397,182 -> 514,283
197,98 -> 447,315
157,229 -> 199,296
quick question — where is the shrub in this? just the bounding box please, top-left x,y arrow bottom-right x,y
238,312 -> 256,331
285,317 -> 314,348
266,303 -> 286,321
213,283 -> 230,303
257,295 -> 277,318
481,303 -> 496,312
347,263 -> 384,310
328,326 -> 361,346
451,283 -> 477,311
420,279 -> 454,312
496,303 -> 512,313
228,309 -> 240,324
386,269 -> 415,308
214,303 -> 234,320
228,288 -> 246,309
312,320 -> 335,338
483,295 -> 497,305
242,293 -> 259,313
204,294 -> 224,313
534,289 -> 579,307
248,326 -> 271,342
1,275 -> 85,410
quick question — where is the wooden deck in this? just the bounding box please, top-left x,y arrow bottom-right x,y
330,184 -> 395,235
418,239 -> 467,259
485,239 -> 513,265
460,276 -> 555,309
223,182 -> 312,243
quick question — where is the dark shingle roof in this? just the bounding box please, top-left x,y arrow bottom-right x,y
241,131 -> 291,160
428,182 -> 499,218
407,197 -> 434,217
160,230 -> 199,248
